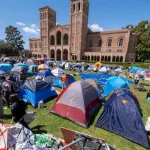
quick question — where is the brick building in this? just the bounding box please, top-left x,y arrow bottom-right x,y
29,0 -> 139,62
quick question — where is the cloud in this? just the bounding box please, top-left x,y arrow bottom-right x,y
16,22 -> 26,26
88,24 -> 104,32
22,24 -> 40,35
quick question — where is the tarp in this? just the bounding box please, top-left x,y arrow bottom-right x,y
129,66 -> 139,73
14,63 -> 27,69
95,88 -> 150,149
104,76 -> 130,96
0,70 -> 7,76
79,73 -> 134,86
22,79 -> 50,92
114,68 -> 122,73
11,66 -> 23,73
0,63 -> 12,72
51,81 -> 100,128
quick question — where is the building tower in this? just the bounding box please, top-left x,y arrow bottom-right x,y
70,0 -> 89,60
39,6 -> 56,57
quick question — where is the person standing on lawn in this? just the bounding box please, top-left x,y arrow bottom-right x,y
61,73 -> 68,90
0,83 -> 4,118
134,74 -> 139,88
146,87 -> 150,101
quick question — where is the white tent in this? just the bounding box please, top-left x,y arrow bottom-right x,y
51,68 -> 66,77
65,62 -> 69,69
99,66 -> 107,73
114,68 -> 122,73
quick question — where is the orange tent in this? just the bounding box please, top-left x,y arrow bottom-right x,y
94,62 -> 103,67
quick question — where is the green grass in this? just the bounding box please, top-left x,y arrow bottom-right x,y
1,71 -> 150,150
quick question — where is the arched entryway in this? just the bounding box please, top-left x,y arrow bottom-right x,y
85,56 -> 87,60
74,55 -> 77,60
63,49 -> 68,60
72,55 -> 74,60
94,56 -> 97,61
112,56 -> 116,62
105,56 -> 108,62
57,31 -> 61,45
82,56 -> 85,60
56,49 -> 61,61
50,49 -> 55,59
116,56 -> 119,62
91,56 -> 94,61
120,56 -> 123,62
101,56 -> 104,61
63,34 -> 68,45
108,56 -> 111,62
88,56 -> 90,61
97,56 -> 100,61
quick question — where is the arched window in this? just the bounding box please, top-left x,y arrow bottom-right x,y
78,2 -> 81,12
51,35 -> 55,45
57,31 -> 61,45
112,56 -> 116,62
72,55 -> 74,60
63,49 -> 68,60
108,39 -> 112,47
74,55 -> 77,60
98,40 -> 102,47
35,43 -> 37,48
89,40 -> 92,47
56,49 -> 61,61
63,34 -> 68,45
73,4 -> 75,13
119,38 -> 124,46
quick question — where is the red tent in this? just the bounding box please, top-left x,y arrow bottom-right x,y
146,72 -> 150,77
51,81 -> 101,128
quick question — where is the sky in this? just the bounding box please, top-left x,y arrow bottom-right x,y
0,0 -> 150,49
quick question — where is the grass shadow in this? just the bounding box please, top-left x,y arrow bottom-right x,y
2,114 -> 12,120
32,125 -> 47,134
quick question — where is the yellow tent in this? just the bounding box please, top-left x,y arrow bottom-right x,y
94,62 -> 103,67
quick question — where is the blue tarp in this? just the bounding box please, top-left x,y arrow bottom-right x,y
79,73 -> 134,86
95,88 -> 150,149
104,76 -> 130,96
129,66 -> 139,73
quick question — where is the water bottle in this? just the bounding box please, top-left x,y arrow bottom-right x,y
38,100 -> 44,109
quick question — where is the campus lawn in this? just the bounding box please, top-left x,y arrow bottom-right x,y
2,70 -> 150,150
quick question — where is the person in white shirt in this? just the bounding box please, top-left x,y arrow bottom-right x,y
134,74 -> 139,88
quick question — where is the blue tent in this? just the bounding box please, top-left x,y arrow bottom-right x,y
27,65 -> 37,76
52,74 -> 75,88
95,88 -> 150,149
0,63 -> 12,72
129,66 -> 139,73
18,79 -> 57,107
104,76 -> 130,96
14,63 -> 27,70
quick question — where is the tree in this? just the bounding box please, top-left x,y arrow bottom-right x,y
5,25 -> 25,56
0,40 -> 13,56
122,24 -> 134,29
133,20 -> 150,62
87,27 -> 93,33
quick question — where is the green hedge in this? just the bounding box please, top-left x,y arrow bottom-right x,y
70,60 -> 150,69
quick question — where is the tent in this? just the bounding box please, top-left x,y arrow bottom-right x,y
114,68 -> 122,73
51,68 -> 65,77
14,63 -> 27,69
0,70 -> 7,76
95,88 -> 150,149
36,70 -> 54,84
94,62 -> 103,68
51,81 -> 101,128
25,59 -> 35,67
18,79 -> 57,107
0,63 -> 12,72
85,79 -> 103,96
65,62 -> 69,69
38,64 -> 49,71
11,66 -> 25,73
52,74 -> 75,88
99,66 -> 107,73
129,66 -> 139,73
104,76 -> 130,96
